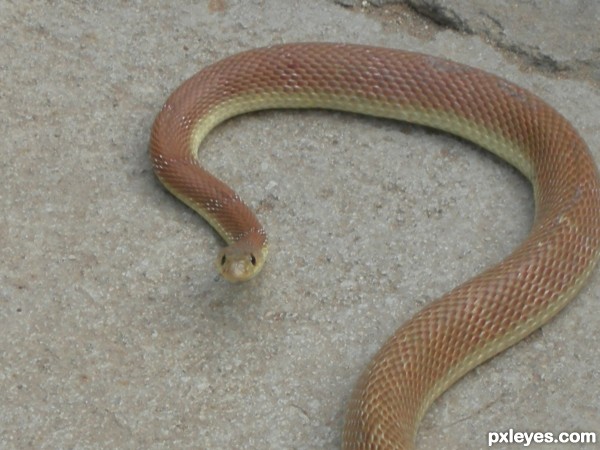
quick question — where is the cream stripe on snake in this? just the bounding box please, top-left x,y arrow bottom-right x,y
149,43 -> 600,449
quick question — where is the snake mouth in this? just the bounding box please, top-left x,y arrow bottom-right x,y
216,245 -> 266,282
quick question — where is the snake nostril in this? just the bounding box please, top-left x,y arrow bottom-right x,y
250,254 -> 257,266
221,255 -> 227,266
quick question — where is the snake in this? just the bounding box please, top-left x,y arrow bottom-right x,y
149,43 -> 600,449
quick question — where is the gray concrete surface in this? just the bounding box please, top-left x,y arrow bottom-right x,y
1,1 -> 599,449
340,0 -> 600,82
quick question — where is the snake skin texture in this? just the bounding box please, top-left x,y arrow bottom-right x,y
149,43 -> 600,449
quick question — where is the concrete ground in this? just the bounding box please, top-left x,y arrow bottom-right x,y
2,1 -> 599,449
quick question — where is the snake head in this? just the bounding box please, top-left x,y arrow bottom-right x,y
216,240 -> 267,282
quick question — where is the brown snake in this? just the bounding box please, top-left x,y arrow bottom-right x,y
149,43 -> 600,449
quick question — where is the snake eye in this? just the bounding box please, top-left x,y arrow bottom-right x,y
250,254 -> 257,266
221,254 -> 227,266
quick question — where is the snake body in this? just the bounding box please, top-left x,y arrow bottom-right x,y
150,43 -> 600,449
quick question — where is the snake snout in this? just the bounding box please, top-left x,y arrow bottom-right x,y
216,242 -> 266,282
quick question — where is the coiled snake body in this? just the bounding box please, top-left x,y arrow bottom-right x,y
150,43 -> 600,449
